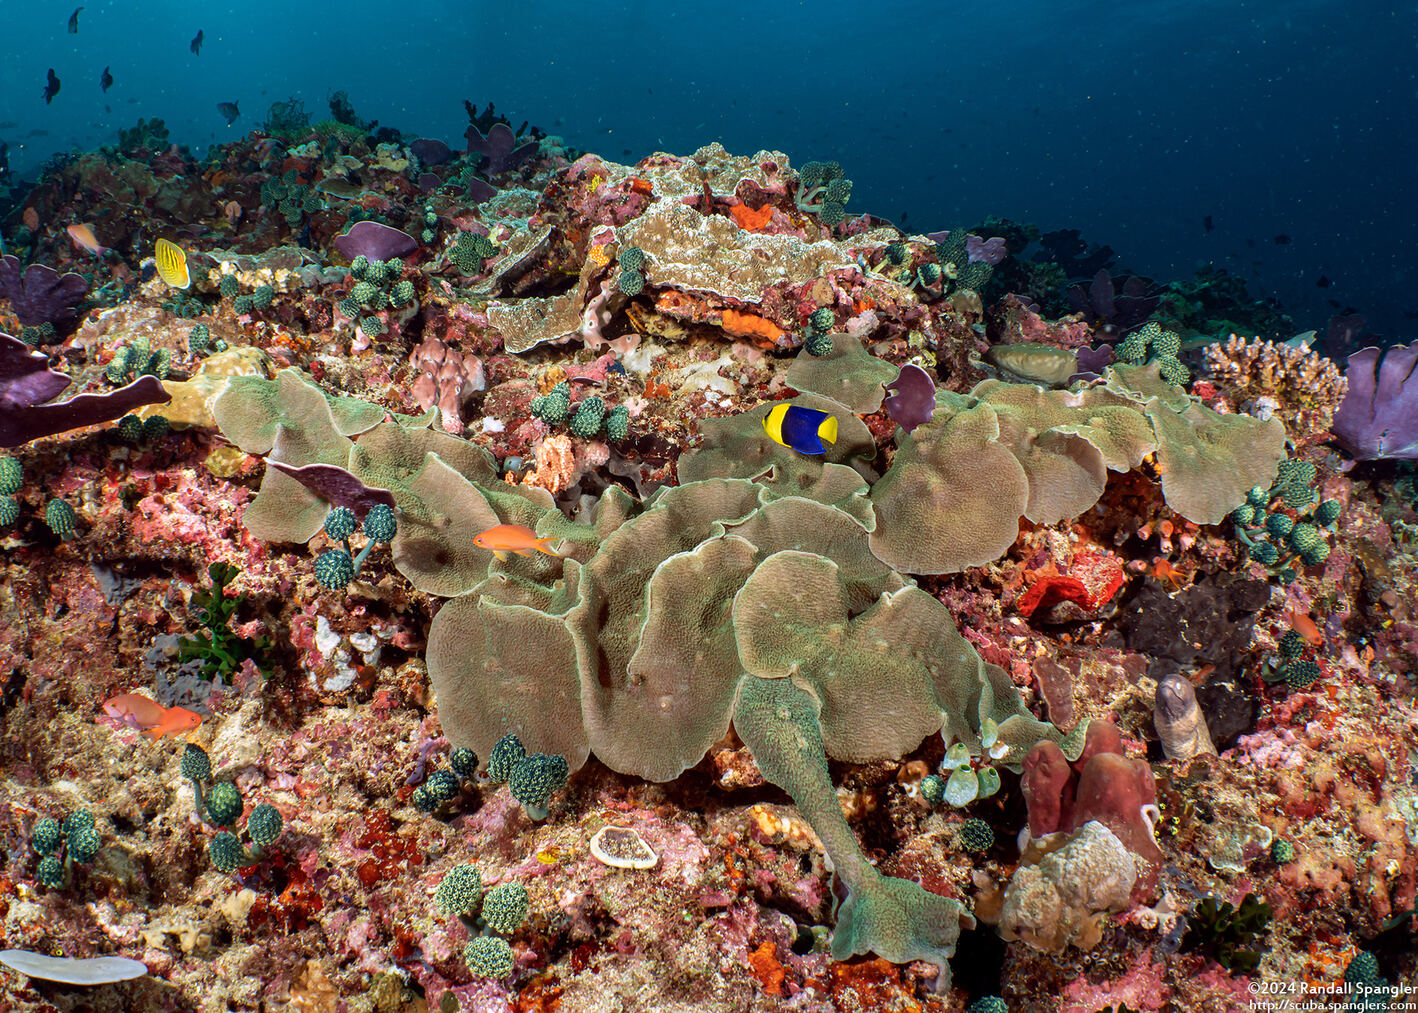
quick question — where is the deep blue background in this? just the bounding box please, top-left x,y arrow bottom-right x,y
2,0 -> 1414,340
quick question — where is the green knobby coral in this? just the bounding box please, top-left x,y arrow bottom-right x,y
206,782 -> 243,827
463,936 -> 514,978
45,499 -> 76,539
0,456 -> 21,495
105,337 -> 172,386
436,864 -> 483,916
480,882 -> 529,934
508,753 -> 568,820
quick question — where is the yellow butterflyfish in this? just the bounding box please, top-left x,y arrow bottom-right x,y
154,238 -> 191,289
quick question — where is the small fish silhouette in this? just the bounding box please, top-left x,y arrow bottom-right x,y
68,6 -> 83,33
100,65 -> 113,92
1273,234 -> 1291,245
217,101 -> 239,126
42,69 -> 60,104
190,29 -> 204,55
1203,214 -> 1213,233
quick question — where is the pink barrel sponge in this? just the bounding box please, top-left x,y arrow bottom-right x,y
1022,720 -> 1163,863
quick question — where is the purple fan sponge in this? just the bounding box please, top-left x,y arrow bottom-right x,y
464,122 -> 538,175
333,221 -> 418,264
965,235 -> 1008,267
409,138 -> 453,165
1333,340 -> 1418,460
882,363 -> 936,433
0,332 -> 171,447
0,255 -> 87,328
267,460 -> 397,517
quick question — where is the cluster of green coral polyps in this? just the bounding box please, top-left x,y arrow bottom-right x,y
1229,457 -> 1341,581
105,335 -> 172,386
181,744 -> 284,872
793,160 -> 853,226
335,255 -> 414,338
1262,629 -> 1326,691
1113,320 -> 1193,385
435,864 -> 530,979
0,455 -> 22,528
529,382 -> 630,441
482,733 -> 570,820
616,245 -> 646,296
314,504 -> 398,590
931,229 -> 995,294
30,810 -> 102,890
447,231 -> 500,274
260,167 -> 323,230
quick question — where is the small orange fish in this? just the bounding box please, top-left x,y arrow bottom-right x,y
65,223 -> 107,256
472,523 -> 564,561
101,693 -> 202,739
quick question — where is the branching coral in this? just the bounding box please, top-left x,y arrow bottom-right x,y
1203,333 -> 1347,432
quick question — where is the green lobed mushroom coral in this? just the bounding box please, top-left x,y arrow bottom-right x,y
211,346 -> 1281,989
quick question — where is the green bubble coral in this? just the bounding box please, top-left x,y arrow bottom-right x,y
389,280 -> 415,308
486,734 -> 525,783
142,416 -> 171,441
435,864 -> 483,916
324,506 -> 357,541
0,496 -> 17,528
37,854 -> 66,889
67,826 -> 100,863
219,275 -> 240,298
363,503 -> 398,542
31,818 -> 62,856
808,307 -> 835,332
919,775 -> 945,807
45,499 -> 76,539
1314,499 -> 1342,526
1277,630 -> 1307,660
360,315 -> 386,338
206,782 -> 243,827
463,936 -> 514,978
350,255 -> 370,278
426,769 -> 460,803
508,753 -> 569,820
0,456 -> 20,495
569,397 -> 607,438
619,246 -> 645,272
209,831 -> 246,872
604,404 -> 630,443
246,803 -> 283,848
450,747 -> 478,780
804,332 -> 834,357
480,882 -> 530,934
958,818 -> 994,852
365,260 -> 389,284
351,282 -> 378,307
315,549 -> 355,590
618,268 -> 645,297
252,284 -> 275,310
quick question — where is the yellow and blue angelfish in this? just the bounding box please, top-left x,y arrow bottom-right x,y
762,403 -> 839,456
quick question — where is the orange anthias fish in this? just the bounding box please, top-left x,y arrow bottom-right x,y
101,693 -> 202,739
66,223 -> 107,256
472,523 -> 564,561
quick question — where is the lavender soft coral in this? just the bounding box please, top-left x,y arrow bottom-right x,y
1333,340 -> 1418,460
0,332 -> 171,447
0,255 -> 87,330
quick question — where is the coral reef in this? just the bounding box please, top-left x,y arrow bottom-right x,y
1,110 -> 1415,1013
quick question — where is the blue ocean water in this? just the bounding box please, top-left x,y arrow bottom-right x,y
1,0 -> 1414,339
